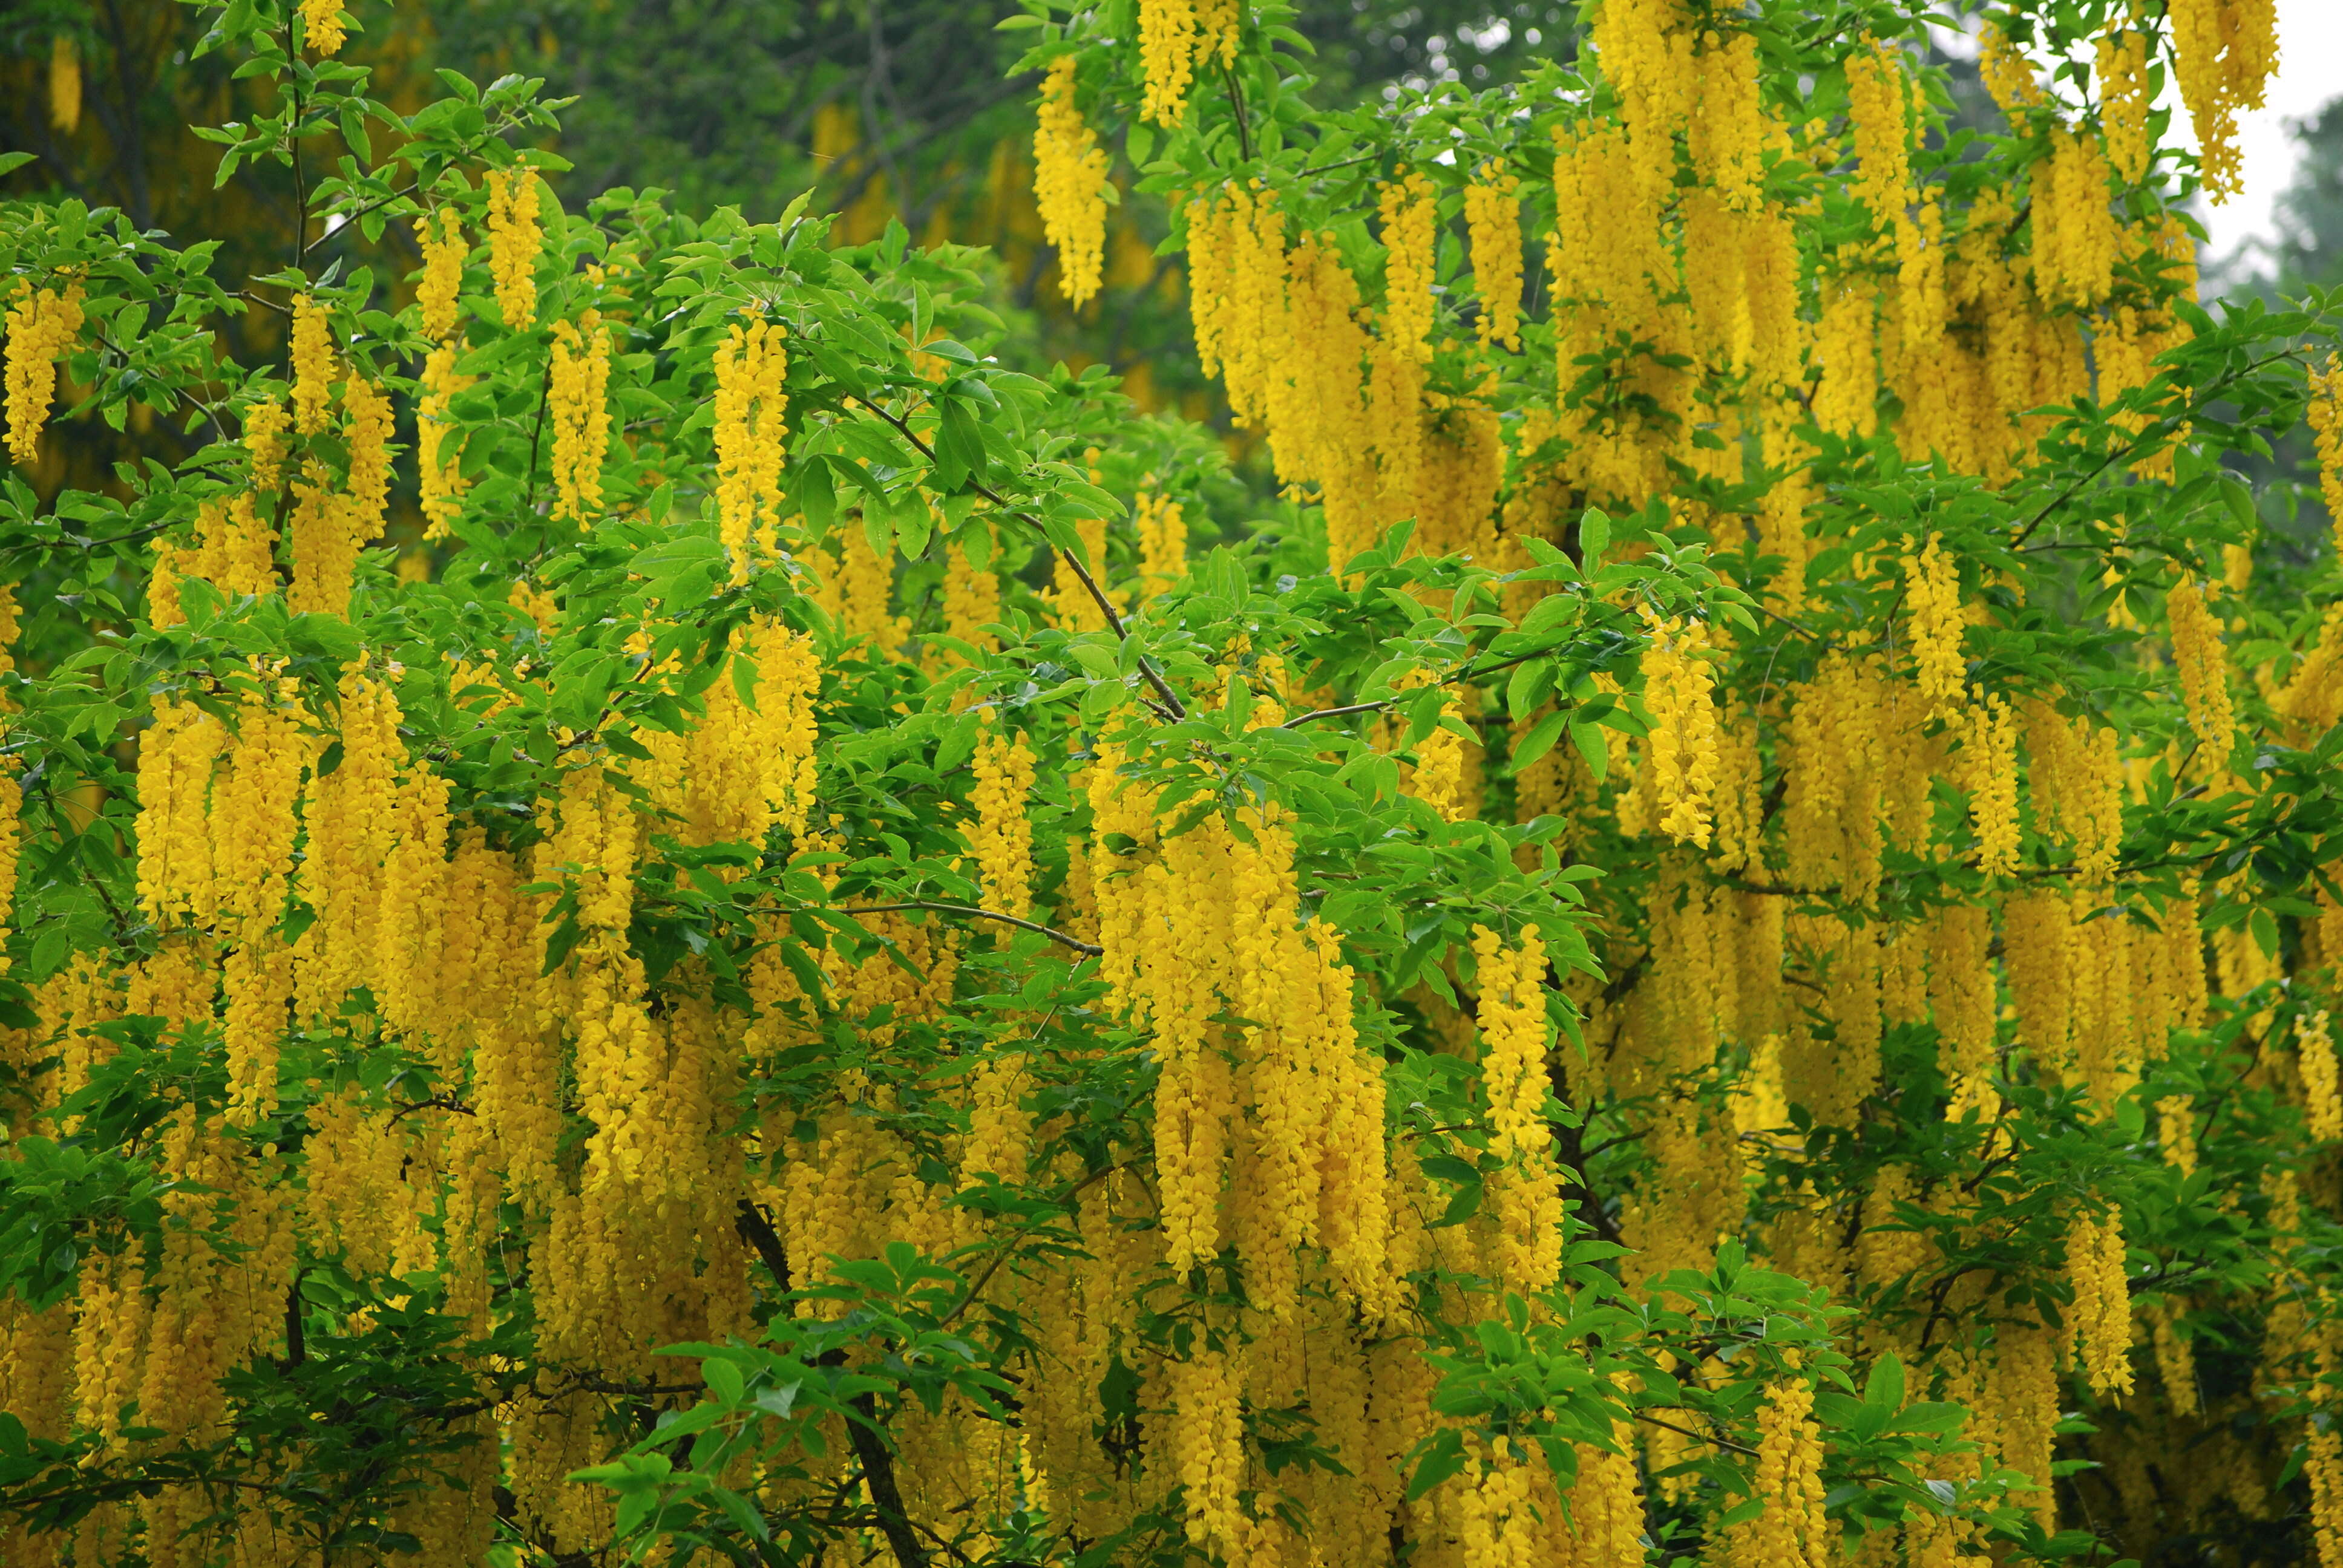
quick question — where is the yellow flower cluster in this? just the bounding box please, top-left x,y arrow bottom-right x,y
1132,488 -> 1188,598
712,311 -> 790,567
1033,57 -> 1109,308
940,544 -> 1002,663
2312,352 -> 2343,552
417,209 -> 467,342
4,280 -> 84,466
485,168 -> 543,331
2305,1010 -> 2342,1144
287,469 -> 362,616
243,396 -> 289,491
1137,0 -> 1199,125
2097,29 -> 2152,183
2064,1209 -> 2135,1396
2034,128 -> 2117,308
1086,771 -> 1393,1316
1378,173 -> 1437,361
2169,0 -> 2279,200
970,716 -> 1036,916
1728,1376 -> 1832,1568
1978,22 -> 2043,113
2025,702 -> 2124,886
1964,693 -> 2019,878
548,312 -> 612,521
1184,181 -> 1283,425
300,0 -> 347,55
345,376 -> 392,542
1415,714 -> 1474,836
2310,1425 -> 2343,1568
1474,925 -> 1562,1295
1168,1347 -> 1246,1557
48,34 -> 80,134
1845,40 -> 1912,234
290,292 -> 335,434
418,346 -> 473,537
1639,609 -> 1720,849
1907,533 -> 1965,717
2166,575 -> 2236,754
2158,1094 -> 2199,1175
1470,924 -> 1547,1162
1462,171 -> 1522,350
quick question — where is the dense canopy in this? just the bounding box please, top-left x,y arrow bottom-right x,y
4,1 -> 2343,1566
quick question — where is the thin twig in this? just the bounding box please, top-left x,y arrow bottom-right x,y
835,901 -> 1101,957
1633,1410 -> 1757,1458
1278,648 -> 1562,729
847,394 -> 1189,720
1221,63 -> 1253,163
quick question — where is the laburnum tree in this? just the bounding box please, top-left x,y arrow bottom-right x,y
5,0 -> 2343,1563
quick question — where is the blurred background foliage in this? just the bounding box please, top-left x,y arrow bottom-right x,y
0,0 -> 1584,450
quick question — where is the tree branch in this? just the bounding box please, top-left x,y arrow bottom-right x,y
845,394 -> 1188,720
836,901 -> 1101,956
734,1198 -> 792,1290
844,1393 -> 931,1568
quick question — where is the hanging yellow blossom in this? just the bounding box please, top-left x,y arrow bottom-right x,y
2166,575 -> 2236,754
300,0 -> 347,55
970,716 -> 1037,917
712,312 -> 790,569
485,168 -> 543,332
1034,57 -> 1109,309
1463,170 -> 1522,350
2097,30 -> 2152,185
1378,172 -> 1437,361
2034,128 -> 2117,309
1471,924 -> 1547,1160
2169,0 -> 2279,202
1398,683 -> 1467,822
1137,0 -> 1199,125
289,293 -> 335,435
2158,1094 -> 2199,1175
344,377 -> 393,544
2310,353 -> 2343,553
2304,1010 -> 2342,1143
1726,1376 -> 1832,1568
1978,22 -> 2042,113
1133,489 -> 1188,597
1845,40 -> 1912,232
940,543 -> 1001,661
244,396 -> 290,491
49,35 -> 80,135
4,281 -> 85,466
417,208 -> 467,344
2310,1425 -> 2343,1568
547,312 -> 613,522
2065,1209 -> 2136,1395
287,466 -> 364,617
1639,609 -> 1720,849
1965,693 -> 2019,878
1908,533 -> 1965,717
418,347 -> 473,538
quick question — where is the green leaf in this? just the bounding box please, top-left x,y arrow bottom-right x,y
935,397 -> 985,494
794,457 -> 836,534
1509,708 -> 1568,776
1405,1429 -> 1468,1501
1579,509 -> 1610,567
703,1356 -> 746,1405
1569,721 -> 1608,782
1863,1353 -> 1904,1413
